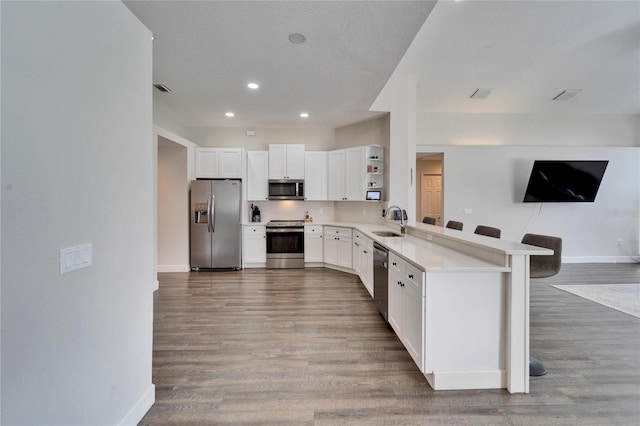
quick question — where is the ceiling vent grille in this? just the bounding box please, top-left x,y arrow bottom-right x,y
470,88 -> 492,99
552,89 -> 581,101
153,83 -> 172,93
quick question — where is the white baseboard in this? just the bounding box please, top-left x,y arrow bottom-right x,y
563,256 -> 638,264
323,264 -> 357,275
157,264 -> 190,272
118,383 -> 155,426
425,370 -> 506,391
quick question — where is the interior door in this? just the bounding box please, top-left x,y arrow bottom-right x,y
421,174 -> 442,225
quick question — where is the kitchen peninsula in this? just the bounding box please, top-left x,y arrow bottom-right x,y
244,219 -> 551,394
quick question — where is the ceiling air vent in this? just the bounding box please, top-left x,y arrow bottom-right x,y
470,88 -> 492,99
153,83 -> 172,93
552,89 -> 581,101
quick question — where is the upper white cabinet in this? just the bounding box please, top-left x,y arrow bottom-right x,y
345,147 -> 365,200
246,151 -> 269,201
196,148 -> 244,178
304,151 -> 327,200
327,149 -> 346,200
328,146 -> 383,201
268,144 -> 305,179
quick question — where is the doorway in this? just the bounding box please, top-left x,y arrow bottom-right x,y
416,153 -> 443,226
157,136 -> 190,271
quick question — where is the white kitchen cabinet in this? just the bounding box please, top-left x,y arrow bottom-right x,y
246,151 -> 269,201
352,231 -> 374,297
268,144 -> 305,179
304,151 -> 327,200
242,225 -> 266,266
361,236 -> 374,297
388,253 -> 425,370
352,231 -> 362,275
327,145 -> 383,201
323,226 -> 352,268
345,147 -> 365,200
304,225 -> 323,263
327,149 -> 346,200
196,148 -> 244,178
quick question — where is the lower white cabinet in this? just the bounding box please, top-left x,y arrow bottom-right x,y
324,226 -> 352,268
304,225 -> 323,263
388,253 -> 425,370
353,231 -> 374,297
243,225 -> 266,266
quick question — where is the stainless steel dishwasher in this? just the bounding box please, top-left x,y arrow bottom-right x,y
373,242 -> 389,322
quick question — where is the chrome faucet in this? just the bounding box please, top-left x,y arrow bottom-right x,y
386,205 -> 406,234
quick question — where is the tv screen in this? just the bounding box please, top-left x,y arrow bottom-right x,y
523,160 -> 608,203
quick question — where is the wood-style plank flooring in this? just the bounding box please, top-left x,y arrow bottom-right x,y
139,264 -> 640,425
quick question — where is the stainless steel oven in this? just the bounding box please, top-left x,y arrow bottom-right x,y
266,220 -> 305,268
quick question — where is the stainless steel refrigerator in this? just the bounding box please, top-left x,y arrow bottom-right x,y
190,179 -> 242,270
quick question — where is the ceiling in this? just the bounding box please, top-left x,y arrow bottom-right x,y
124,0 -> 436,128
125,0 -> 640,130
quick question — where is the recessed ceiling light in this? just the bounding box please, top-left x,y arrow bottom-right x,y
552,89 -> 582,101
470,88 -> 492,99
300,113 -> 309,118
225,112 -> 235,118
247,82 -> 259,90
288,33 -> 306,44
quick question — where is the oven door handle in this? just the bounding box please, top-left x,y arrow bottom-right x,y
266,227 -> 304,233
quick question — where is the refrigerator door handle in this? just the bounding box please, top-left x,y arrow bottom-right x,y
206,195 -> 213,233
210,193 -> 216,233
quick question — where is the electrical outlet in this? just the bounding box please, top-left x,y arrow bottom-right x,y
618,239 -> 623,246
382,209 -> 386,217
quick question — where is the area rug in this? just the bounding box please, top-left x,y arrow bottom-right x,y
551,284 -> 640,319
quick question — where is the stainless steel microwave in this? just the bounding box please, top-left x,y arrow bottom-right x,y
268,180 -> 304,200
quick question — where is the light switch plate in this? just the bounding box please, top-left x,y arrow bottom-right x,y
464,208 -> 473,215
60,243 -> 92,274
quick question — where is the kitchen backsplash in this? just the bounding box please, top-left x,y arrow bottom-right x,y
248,201 -> 335,223
247,200 -> 389,225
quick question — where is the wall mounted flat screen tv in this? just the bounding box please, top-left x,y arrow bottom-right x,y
523,160 -> 608,203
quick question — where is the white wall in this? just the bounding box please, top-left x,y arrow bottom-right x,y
158,138 -> 189,272
418,145 -> 639,262
1,2 -> 154,424
189,126 -> 335,151
417,112 -> 640,147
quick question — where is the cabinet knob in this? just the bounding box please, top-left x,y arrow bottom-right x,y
392,262 -> 397,266
363,250 -> 367,254
401,283 -> 405,287
408,274 -> 414,279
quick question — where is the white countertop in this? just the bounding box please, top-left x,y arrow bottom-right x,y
243,220 -> 551,273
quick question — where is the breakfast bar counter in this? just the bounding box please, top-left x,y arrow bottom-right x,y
309,220 -> 552,394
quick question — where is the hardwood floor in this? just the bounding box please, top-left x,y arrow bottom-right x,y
139,264 -> 640,425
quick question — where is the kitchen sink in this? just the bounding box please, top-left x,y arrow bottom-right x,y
372,231 -> 404,237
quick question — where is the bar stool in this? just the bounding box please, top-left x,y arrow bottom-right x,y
422,216 -> 436,225
445,220 -> 463,231
522,233 -> 563,376
474,225 -> 501,239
